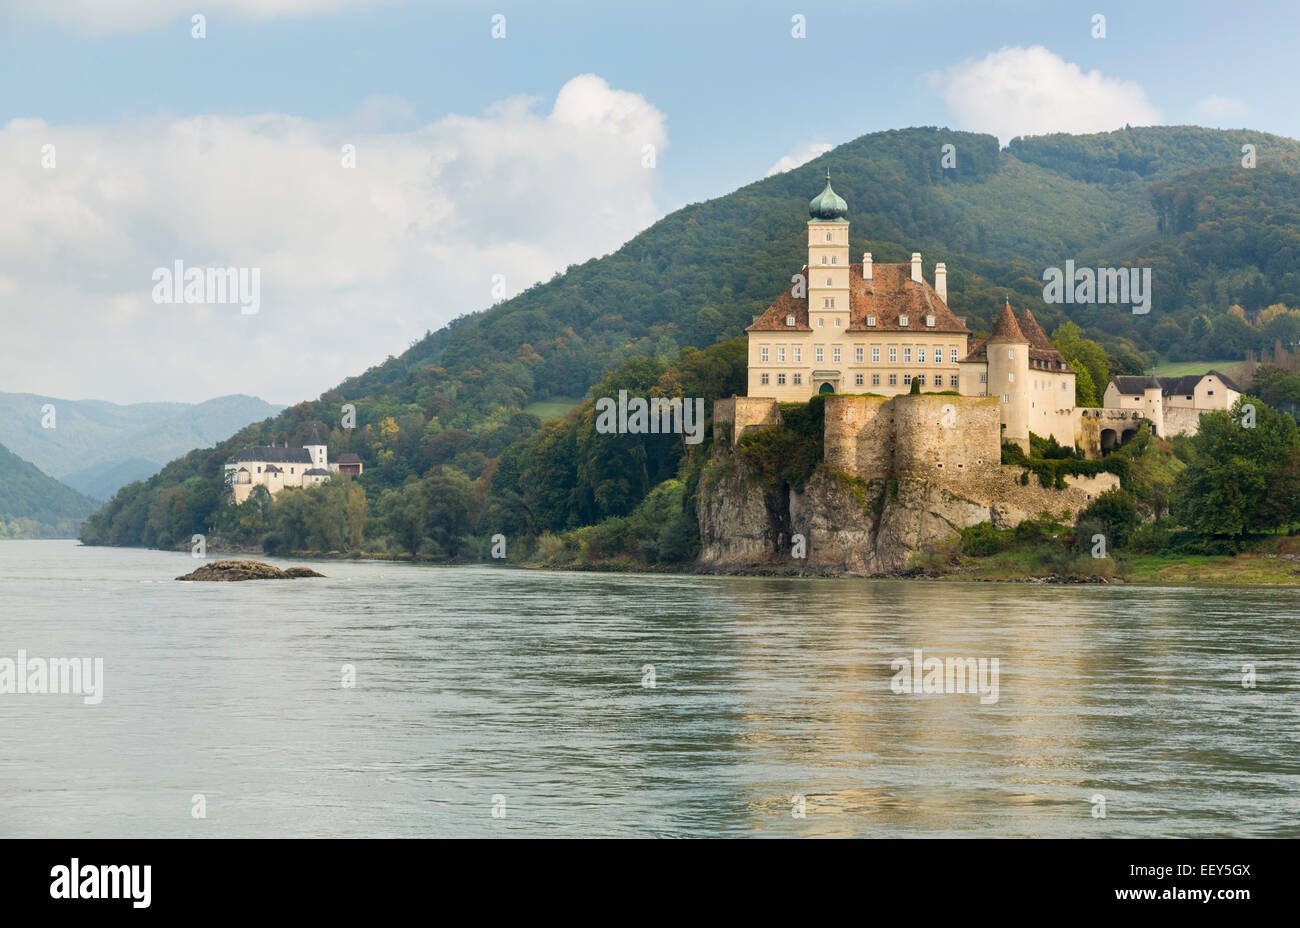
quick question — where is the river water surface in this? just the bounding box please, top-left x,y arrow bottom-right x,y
1,539 -> 1296,837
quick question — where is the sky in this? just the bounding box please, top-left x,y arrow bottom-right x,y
1,0 -> 1296,405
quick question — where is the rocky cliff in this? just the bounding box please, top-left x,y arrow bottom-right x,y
697,454 -> 1117,576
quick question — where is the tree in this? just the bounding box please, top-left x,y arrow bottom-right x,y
1053,322 -> 1111,399
1072,363 -> 1099,407
378,483 -> 426,554
1079,487 -> 1141,548
1172,397 -> 1300,536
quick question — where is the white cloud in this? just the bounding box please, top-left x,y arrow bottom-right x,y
766,142 -> 833,177
931,46 -> 1161,145
7,0 -> 392,34
1193,94 -> 1251,127
0,74 -> 668,404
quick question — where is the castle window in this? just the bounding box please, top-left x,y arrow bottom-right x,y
760,373 -> 770,385
777,347 -> 786,362
855,347 -> 864,363
855,374 -> 864,386
889,374 -> 898,386
826,278 -> 833,286
1208,390 -> 1215,395
1008,373 -> 1015,383
979,372 -> 988,383
825,232 -> 832,241
816,347 -> 825,363
889,348 -> 897,363
785,314 -> 795,327
818,318 -> 824,327
1003,394 -> 1011,403
950,375 -> 959,387
899,315 -> 909,327
903,348 -> 912,363
950,348 -> 958,363
866,315 -> 877,327
918,347 -> 926,363
822,256 -> 828,264
761,347 -> 769,362
903,375 -> 912,385
777,373 -> 787,385
793,374 -> 802,385
833,347 -> 842,362
831,256 -> 837,264
871,348 -> 880,363
834,317 -> 841,327
925,315 -> 935,327
916,375 -> 926,386
872,374 -> 881,386
1008,349 -> 1015,359
793,347 -> 801,362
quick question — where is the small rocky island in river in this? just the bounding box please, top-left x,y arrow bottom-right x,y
176,560 -> 325,581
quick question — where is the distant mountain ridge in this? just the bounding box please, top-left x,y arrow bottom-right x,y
0,442 -> 98,537
0,392 -> 283,500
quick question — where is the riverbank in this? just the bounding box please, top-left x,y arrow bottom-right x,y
72,535 -> 1300,586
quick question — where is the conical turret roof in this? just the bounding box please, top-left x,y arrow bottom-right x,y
988,299 -> 1027,343
1016,307 -> 1054,351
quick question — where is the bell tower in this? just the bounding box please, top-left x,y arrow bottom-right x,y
806,170 -> 850,333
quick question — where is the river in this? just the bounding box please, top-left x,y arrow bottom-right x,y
1,539 -> 1296,837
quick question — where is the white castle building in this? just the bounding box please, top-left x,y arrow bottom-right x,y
745,173 -> 1080,451
224,426 -> 363,504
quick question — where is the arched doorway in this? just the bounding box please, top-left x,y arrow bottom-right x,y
818,382 -> 834,395
1100,428 -> 1117,452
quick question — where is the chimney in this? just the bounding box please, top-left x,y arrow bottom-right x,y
911,252 -> 922,283
863,253 -> 872,280
935,262 -> 947,302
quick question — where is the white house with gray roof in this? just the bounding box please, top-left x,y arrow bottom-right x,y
1102,369 -> 1242,438
224,426 -> 362,503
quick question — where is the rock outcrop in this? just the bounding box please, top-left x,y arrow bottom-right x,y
698,456 -> 1117,576
176,560 -> 325,581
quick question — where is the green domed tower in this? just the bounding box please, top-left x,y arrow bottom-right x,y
808,172 -> 849,221
807,170 -> 850,338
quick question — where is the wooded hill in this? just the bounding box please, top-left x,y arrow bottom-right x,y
80,125 -> 1300,553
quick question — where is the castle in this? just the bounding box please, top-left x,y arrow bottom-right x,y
744,173 -> 1080,452
224,426 -> 363,504
733,175 -> 1238,464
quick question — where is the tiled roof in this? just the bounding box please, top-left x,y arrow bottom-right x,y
304,467 -> 330,476
229,446 -> 313,464
746,262 -> 970,335
962,307 -> 1074,373
1018,308 -> 1075,372
336,453 -> 362,464
988,301 -> 1026,343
